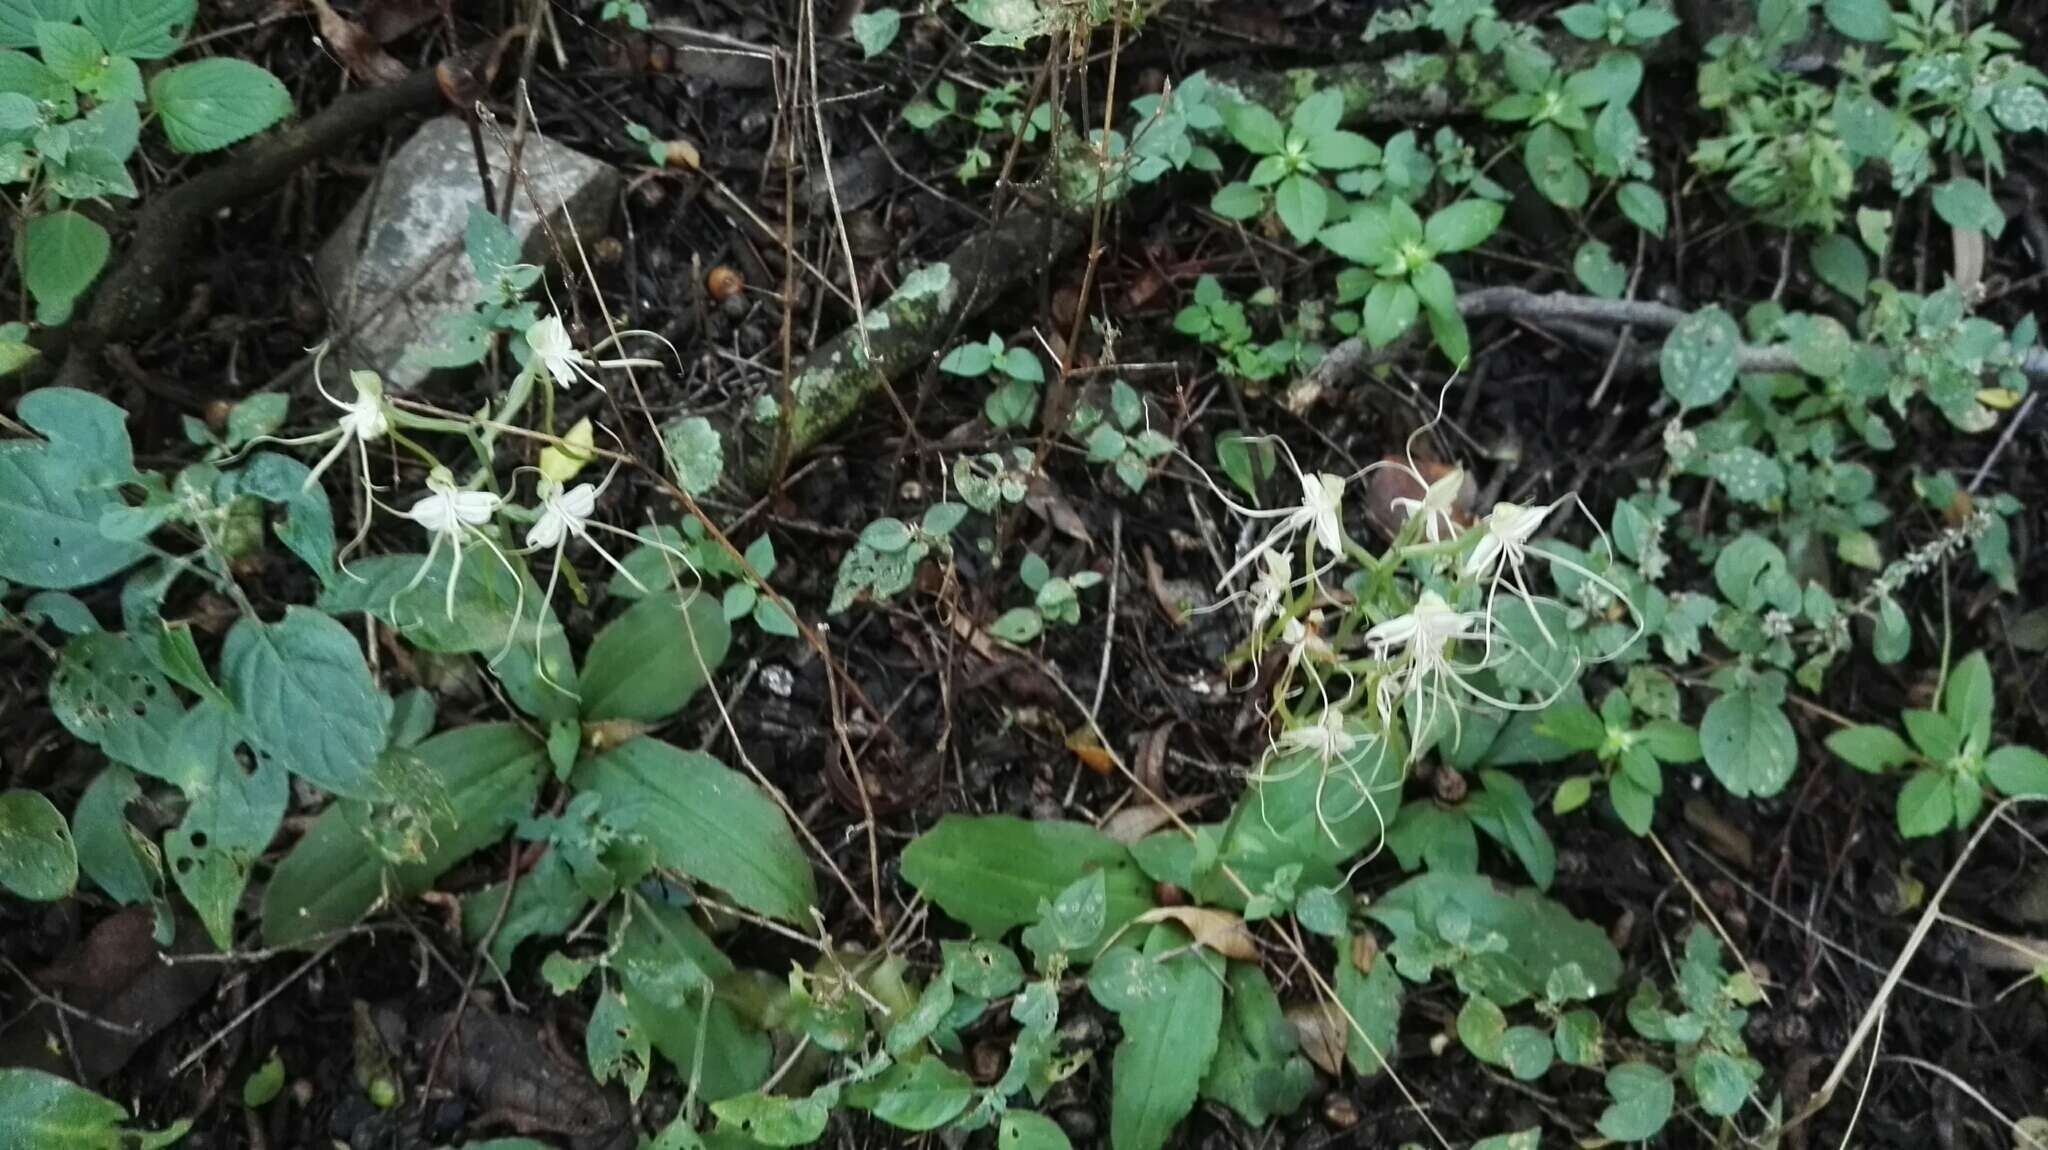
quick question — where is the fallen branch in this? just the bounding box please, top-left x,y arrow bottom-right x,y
1307,286 -> 2048,393
729,204 -> 1083,485
54,49 -> 487,387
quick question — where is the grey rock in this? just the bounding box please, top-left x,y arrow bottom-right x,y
316,115 -> 618,389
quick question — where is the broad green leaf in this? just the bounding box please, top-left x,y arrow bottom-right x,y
19,209 -> 108,324
1457,994 -> 1507,1063
1699,689 -> 1797,799
867,1058 -> 974,1131
901,814 -> 1154,937
1214,433 -> 1276,498
1659,307 -> 1740,409
1500,1025 -> 1554,1080
575,737 -> 816,922
1895,769 -> 1954,838
578,591 -> 730,722
849,8 -> 900,57
1573,240 -> 1627,298
168,719 -> 288,949
1903,708 -> 1960,763
1473,1133 -> 1540,1150
1369,873 -> 1623,1002
149,58 -> 291,153
260,724 -> 545,947
1021,870 -> 1108,969
49,631 -> 184,779
1273,173 -> 1327,244
1987,746 -> 2048,797
1364,280 -> 1418,347
1222,101 -> 1285,155
1941,651 -> 1994,756
71,765 -> 158,906
0,0 -> 75,48
1825,725 -> 1911,773
1335,944 -> 1403,1075
1209,181 -> 1264,220
942,939 -> 1024,998
0,1067 -> 188,1147
1617,181 -> 1667,235
999,1111 -> 1072,1150
1809,232 -> 1870,303
1931,178 -> 2005,239
77,0 -> 190,58
627,981 -> 770,1102
1691,1050 -> 1757,1117
221,607 -> 387,799
1305,128 -> 1378,170
1596,1062 -> 1674,1141
1822,0 -> 1891,41
1200,963 -> 1313,1125
713,1087 -> 837,1147
1424,198 -> 1503,253
1319,206 -> 1395,265
242,1051 -> 285,1108
234,452 -> 336,581
0,45 -> 72,114
989,606 -> 1043,643
611,889 -> 725,1008
462,849 -> 588,972
587,992 -> 652,1102
0,789 -> 76,900
1523,122 -> 1588,209
1703,446 -> 1786,504
1106,927 -> 1224,1150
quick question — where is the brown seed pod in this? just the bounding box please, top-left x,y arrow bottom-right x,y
705,265 -> 745,302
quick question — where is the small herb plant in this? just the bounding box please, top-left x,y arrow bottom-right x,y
1540,687 -> 1702,835
988,551 -> 1103,643
1069,380 -> 1175,492
1826,650 -> 2048,836
940,331 -> 1047,430
2,0 -> 292,322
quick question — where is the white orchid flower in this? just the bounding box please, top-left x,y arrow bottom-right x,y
1463,495 -> 1645,662
524,315 -> 672,391
1258,704 -> 1398,855
1212,467 -> 1351,591
391,468 -> 523,649
1389,465 -> 1467,545
1364,589 -> 1532,756
526,480 -> 598,550
1249,550 -> 1293,635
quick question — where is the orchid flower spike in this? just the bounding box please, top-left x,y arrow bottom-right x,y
1463,494 -> 1644,662
392,468 -> 524,656
1364,589 -> 1544,757
526,315 -> 674,391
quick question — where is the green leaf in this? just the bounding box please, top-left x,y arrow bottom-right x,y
1335,943 -> 1402,1075
1473,1132 -> 1541,1150
1457,995 -> 1507,1062
713,1087 -> 836,1147
943,938 -> 1025,997
1941,651 -> 1994,757
1896,769 -> 1954,838
242,1050 -> 285,1108
1700,689 -> 1797,799
578,591 -> 730,722
221,607 -> 387,799
850,7 -> 900,57
1523,122 -> 1589,209
1597,1062 -> 1674,1141
662,415 -> 724,495
1703,446 -> 1786,504
0,388 -> 143,588
1368,873 -> 1624,1002
868,1058 -> 975,1131
71,765 -> 157,905
1573,240 -> 1627,298
1987,746 -> 2048,797
1423,199 -> 1502,253
1618,181 -> 1667,235
148,58 -> 291,153
1200,963 -> 1312,1125
1222,101 -> 1285,154
1552,774 -> 1594,814
0,0 -> 75,49
900,814 -> 1153,937
989,606 -> 1044,643
19,209 -> 108,324
999,1110 -> 1072,1150
1209,180 -> 1264,220
1659,307 -> 1740,410
0,789 -> 76,900
628,982 -> 771,1102
1107,927 -> 1225,1150
77,0 -> 191,58
1822,0 -> 1891,41
0,1067 -> 188,1147
1563,51 -> 1643,107
1931,178 -> 2005,239
168,718 -> 287,949
1021,870 -> 1108,969
1306,128 -> 1378,171
575,737 -> 815,921
1554,1009 -> 1603,1067
260,724 -> 545,947
1691,1050 -> 1756,1117
1825,725 -> 1910,773
1364,280 -> 1419,348
1318,206 -> 1395,265
49,631 -> 185,780
1903,708 -> 1960,762
1809,232 -> 1870,303
235,452 -> 337,582
587,992 -> 652,1102
1500,1025 -> 1554,1080
1215,433 -> 1276,498
1273,173 -> 1327,245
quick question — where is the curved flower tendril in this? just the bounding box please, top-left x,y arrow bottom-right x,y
1254,703 -> 1399,859
1364,589 -> 1564,759
1464,494 -> 1645,663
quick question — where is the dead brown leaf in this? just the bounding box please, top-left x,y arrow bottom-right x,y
1134,721 -> 1175,796
1102,794 -> 1211,845
1064,725 -> 1115,775
360,0 -> 445,42
1681,797 -> 1755,871
309,0 -> 410,85
1287,1000 -> 1347,1075
1023,474 -> 1093,547
1135,906 -> 1259,961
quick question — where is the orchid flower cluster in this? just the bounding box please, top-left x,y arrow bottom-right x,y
1202,431 -> 1642,851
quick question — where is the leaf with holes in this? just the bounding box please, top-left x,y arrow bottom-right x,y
49,630 -> 186,782
0,389 -> 144,588
0,789 -> 77,901
222,607 -> 387,799
70,765 -> 158,906
167,706 -> 287,949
